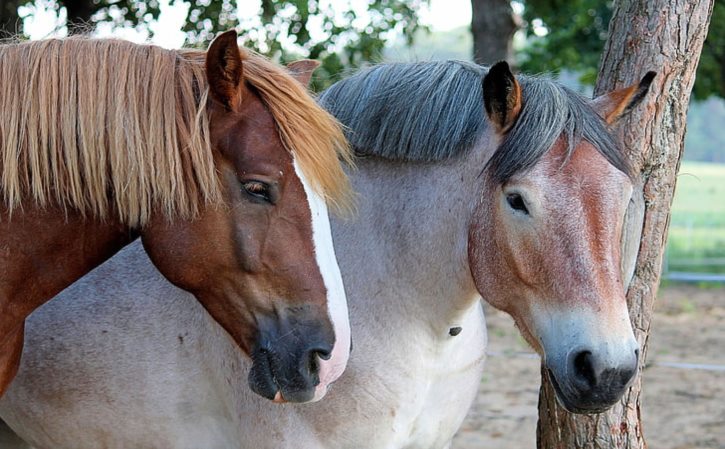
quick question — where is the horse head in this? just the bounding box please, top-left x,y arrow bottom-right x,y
470,62 -> 654,413
142,32 -> 353,403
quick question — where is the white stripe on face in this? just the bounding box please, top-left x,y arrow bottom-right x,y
293,159 -> 351,401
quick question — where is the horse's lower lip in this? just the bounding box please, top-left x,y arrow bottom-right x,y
547,368 -> 566,401
272,391 -> 287,403
546,368 -> 610,414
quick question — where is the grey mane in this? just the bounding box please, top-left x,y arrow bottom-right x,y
319,60 -> 630,181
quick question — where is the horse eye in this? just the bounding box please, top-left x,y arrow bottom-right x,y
242,181 -> 272,203
506,193 -> 529,215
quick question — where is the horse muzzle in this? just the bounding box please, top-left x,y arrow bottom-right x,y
247,308 -> 335,403
546,345 -> 639,414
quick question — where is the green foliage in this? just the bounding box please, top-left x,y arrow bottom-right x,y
693,0 -> 725,100
519,0 -> 724,99
94,0 -> 162,29
35,0 -> 427,91
519,0 -> 611,85
242,0 -> 426,90
53,0 -> 162,31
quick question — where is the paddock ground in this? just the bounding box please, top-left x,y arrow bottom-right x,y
453,284 -> 725,449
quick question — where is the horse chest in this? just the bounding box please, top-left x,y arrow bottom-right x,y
375,304 -> 488,449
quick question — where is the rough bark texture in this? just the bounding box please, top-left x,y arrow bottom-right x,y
536,1 -> 715,448
0,0 -> 22,37
471,0 -> 517,64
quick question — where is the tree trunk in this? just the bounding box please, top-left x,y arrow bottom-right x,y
536,0 -> 715,448
470,0 -> 517,64
0,0 -> 22,37
60,0 -> 96,35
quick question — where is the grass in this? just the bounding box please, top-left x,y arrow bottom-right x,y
666,162 -> 725,275
671,162 -> 725,225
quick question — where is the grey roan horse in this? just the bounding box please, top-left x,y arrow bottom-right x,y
0,61 -> 653,448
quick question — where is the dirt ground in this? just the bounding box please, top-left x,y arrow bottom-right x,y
452,284 -> 725,449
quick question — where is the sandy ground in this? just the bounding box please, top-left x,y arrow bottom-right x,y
452,284 -> 725,449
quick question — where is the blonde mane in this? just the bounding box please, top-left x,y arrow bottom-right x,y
0,37 -> 352,226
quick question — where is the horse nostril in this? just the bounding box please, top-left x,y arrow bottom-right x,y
573,350 -> 597,388
305,347 -> 331,379
307,352 -> 320,377
314,348 -> 332,361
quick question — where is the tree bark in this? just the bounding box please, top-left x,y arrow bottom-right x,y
536,1 -> 715,448
0,0 -> 22,37
471,0 -> 517,64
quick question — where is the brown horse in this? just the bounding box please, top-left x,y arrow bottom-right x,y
0,31 -> 354,403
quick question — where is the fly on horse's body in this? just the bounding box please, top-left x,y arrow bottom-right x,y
0,31 -> 354,404
0,61 -> 654,448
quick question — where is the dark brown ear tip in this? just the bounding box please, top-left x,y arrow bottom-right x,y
219,30 -> 239,40
209,30 -> 239,49
484,61 -> 515,92
489,61 -> 512,76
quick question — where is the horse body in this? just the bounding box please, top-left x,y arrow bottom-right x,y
1,151 -> 490,449
288,155 -> 490,448
0,204 -> 132,394
0,33 -> 354,402
0,61 -> 654,448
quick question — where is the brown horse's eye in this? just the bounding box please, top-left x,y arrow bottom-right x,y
506,193 -> 529,215
242,181 -> 273,203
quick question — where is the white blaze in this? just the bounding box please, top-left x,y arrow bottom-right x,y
293,159 -> 351,401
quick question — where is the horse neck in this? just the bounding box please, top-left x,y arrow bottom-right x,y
331,143 -> 493,334
0,203 -> 135,324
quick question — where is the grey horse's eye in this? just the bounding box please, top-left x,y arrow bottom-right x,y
506,193 -> 529,215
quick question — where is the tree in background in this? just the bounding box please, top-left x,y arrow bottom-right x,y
465,0 -> 723,163
466,0 -> 723,100
176,0 -> 425,88
0,0 -> 158,35
9,0 -> 722,98
518,0 -> 612,84
536,0 -> 715,447
517,0 -> 724,99
470,0 -> 518,63
2,0 -> 426,89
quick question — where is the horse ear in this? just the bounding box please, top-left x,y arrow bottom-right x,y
483,61 -> 522,133
287,60 -> 320,87
206,30 -> 245,111
592,72 -> 656,124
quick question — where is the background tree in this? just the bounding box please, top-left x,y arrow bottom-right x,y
4,0 -> 426,90
537,0 -> 715,447
518,0 -> 613,85
8,1 -> 722,98
470,0 -> 517,63
518,0 -> 724,99
0,0 -> 162,36
466,0 -> 723,98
